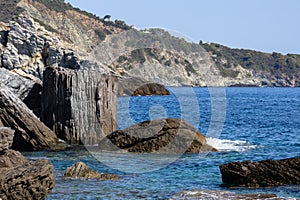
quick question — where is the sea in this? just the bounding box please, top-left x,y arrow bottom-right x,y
23,87 -> 300,199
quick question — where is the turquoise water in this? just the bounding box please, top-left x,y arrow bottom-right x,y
24,87 -> 300,199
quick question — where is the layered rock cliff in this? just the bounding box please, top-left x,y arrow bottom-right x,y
41,66 -> 118,145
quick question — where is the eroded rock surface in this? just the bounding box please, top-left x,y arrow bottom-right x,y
0,83 -> 57,151
64,161 -> 119,180
220,157 -> 300,188
99,118 -> 216,153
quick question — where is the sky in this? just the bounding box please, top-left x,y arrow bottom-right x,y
65,0 -> 300,54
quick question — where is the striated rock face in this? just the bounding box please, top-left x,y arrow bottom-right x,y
0,127 -> 14,152
220,157 -> 300,188
0,67 -> 42,116
41,66 -> 118,145
99,118 -> 216,153
0,83 -> 57,151
64,162 -> 119,180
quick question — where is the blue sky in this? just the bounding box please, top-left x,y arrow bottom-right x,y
65,0 -> 299,54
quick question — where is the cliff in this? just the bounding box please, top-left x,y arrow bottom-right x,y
41,67 -> 118,145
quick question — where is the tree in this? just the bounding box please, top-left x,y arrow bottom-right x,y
103,15 -> 111,21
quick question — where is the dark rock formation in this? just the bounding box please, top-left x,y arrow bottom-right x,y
0,127 -> 14,152
0,159 -> 55,200
172,190 -> 280,200
64,161 -> 119,180
0,128 -> 55,200
118,76 -> 170,96
132,83 -> 170,96
99,118 -> 216,153
41,66 -> 118,145
220,157 -> 300,188
0,68 -> 42,116
0,83 -> 57,151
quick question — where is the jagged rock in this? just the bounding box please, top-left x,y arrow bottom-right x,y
0,127 -> 14,152
0,67 -> 42,116
220,157 -> 300,188
172,190 -> 280,200
64,161 -> 119,180
0,159 -> 55,200
99,118 -> 216,153
41,66 -> 118,145
0,83 -> 57,151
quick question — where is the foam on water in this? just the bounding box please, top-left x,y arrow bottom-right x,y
206,138 -> 258,152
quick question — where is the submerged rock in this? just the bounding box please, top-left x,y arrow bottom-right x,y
220,157 -> 300,188
0,83 -> 57,151
99,118 -> 216,153
64,162 -> 119,180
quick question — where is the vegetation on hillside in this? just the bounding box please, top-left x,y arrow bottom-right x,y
32,0 -> 132,30
201,42 -> 300,78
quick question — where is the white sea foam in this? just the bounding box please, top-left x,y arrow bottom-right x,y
206,138 -> 258,152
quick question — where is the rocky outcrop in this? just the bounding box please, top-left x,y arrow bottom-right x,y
0,67 -> 42,116
0,83 -> 57,151
220,157 -> 300,188
0,128 -> 55,200
41,66 -> 118,145
118,75 -> 170,96
0,127 -> 14,152
99,118 -> 216,153
64,162 -> 119,180
0,158 -> 55,200
132,83 -> 170,96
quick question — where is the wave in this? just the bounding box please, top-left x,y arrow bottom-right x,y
206,138 -> 258,152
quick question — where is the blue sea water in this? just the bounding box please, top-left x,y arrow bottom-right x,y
24,87 -> 300,199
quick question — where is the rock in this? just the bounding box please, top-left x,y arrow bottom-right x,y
132,83 -> 170,96
64,161 -> 119,180
0,67 -> 42,116
0,127 -> 14,152
0,83 -> 58,151
99,118 -> 216,153
118,76 -> 170,96
41,66 -> 118,145
0,149 -> 27,168
171,190 -> 280,200
220,157 -> 300,188
0,159 -> 55,200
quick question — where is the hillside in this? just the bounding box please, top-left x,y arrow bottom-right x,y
0,0 -> 300,87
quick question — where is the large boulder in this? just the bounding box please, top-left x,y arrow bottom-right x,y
118,76 -> 170,96
132,83 -> 170,96
99,118 -> 216,153
64,162 -> 119,180
0,83 -> 57,151
220,157 -> 300,188
0,159 -> 55,200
